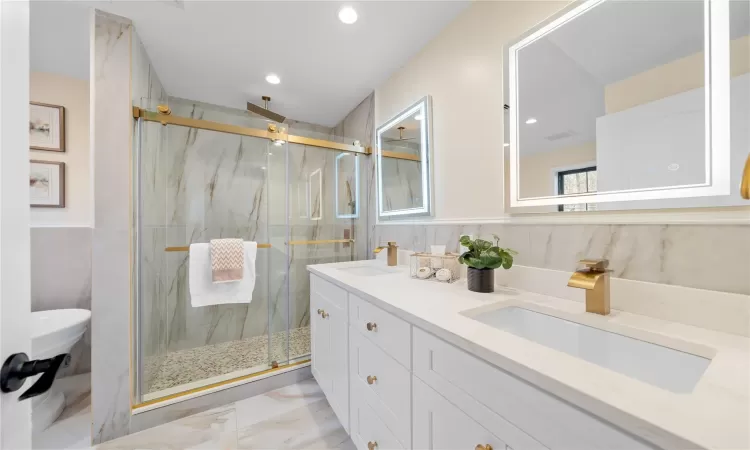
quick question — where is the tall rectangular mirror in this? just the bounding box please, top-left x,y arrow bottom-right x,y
505,0 -> 736,210
376,96 -> 433,219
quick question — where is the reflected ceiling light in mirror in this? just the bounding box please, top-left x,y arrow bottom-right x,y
525,117 -> 537,124
503,143 -> 510,147
667,163 -> 680,171
414,113 -> 424,120
338,6 -> 358,24
265,73 -> 281,84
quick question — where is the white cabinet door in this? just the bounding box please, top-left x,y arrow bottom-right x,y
310,275 -> 349,432
310,290 -> 331,395
413,376 -> 510,450
327,293 -> 349,432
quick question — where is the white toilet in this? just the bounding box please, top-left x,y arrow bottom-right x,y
31,309 -> 91,431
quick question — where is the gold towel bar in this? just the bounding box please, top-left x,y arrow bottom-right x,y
164,239 -> 354,252
165,244 -> 272,252
288,239 -> 354,245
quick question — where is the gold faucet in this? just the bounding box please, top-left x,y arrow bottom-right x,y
567,259 -> 611,315
374,241 -> 398,266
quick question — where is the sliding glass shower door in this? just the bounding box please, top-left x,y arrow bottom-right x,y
133,98 -> 365,405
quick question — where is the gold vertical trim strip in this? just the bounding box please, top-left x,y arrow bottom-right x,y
741,153 -> 750,200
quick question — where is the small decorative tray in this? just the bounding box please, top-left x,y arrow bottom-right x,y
409,252 -> 461,283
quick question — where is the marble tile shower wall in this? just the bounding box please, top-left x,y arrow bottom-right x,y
138,94 -> 374,381
92,11 -> 168,443
374,223 -> 750,295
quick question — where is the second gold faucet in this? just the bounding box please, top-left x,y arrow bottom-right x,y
374,241 -> 398,266
567,259 -> 611,315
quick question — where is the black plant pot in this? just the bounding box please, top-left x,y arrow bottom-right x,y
467,267 -> 494,293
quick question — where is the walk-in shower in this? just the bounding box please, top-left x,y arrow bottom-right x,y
132,97 -> 368,405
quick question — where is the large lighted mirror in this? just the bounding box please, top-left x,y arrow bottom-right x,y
505,0 -> 745,211
376,96 -> 432,219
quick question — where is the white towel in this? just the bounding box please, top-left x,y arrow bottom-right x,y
189,241 -> 257,307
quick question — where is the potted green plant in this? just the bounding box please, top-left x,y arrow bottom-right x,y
458,234 -> 517,293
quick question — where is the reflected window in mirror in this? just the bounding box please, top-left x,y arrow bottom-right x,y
556,166 -> 597,211
506,0 -> 737,210
376,96 -> 432,219
335,153 -> 360,219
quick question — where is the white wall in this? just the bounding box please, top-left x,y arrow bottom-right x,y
375,1 -> 568,220
30,71 -> 91,226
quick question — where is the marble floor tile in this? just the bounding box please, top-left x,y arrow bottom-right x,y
234,379 -> 327,430
236,398 -> 347,449
70,380 -> 353,450
96,405 -> 238,450
33,397 -> 92,450
41,379 -> 352,450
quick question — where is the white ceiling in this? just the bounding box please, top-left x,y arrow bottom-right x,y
30,1 -> 468,127
31,1 -> 91,81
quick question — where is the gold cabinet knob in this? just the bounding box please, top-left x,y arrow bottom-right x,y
317,309 -> 323,315
366,322 -> 377,331
475,445 -> 493,450
366,375 -> 377,385
322,311 -> 329,319
367,441 -> 378,450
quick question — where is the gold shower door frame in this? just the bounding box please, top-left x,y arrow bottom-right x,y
131,108 -> 361,410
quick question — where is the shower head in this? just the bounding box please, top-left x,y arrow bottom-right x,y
247,96 -> 286,123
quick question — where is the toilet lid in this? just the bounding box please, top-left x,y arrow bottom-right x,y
31,309 -> 91,340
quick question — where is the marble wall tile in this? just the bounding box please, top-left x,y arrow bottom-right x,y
91,10 -> 135,444
91,228 -> 131,443
30,227 -> 92,375
374,223 -> 750,295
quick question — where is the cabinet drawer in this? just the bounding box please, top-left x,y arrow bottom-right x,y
413,375 -> 512,450
349,293 -> 411,369
413,328 -> 654,450
311,275 -> 348,310
350,327 -> 411,447
351,381 -> 405,450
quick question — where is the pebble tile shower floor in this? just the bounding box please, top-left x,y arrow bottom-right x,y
144,326 -> 311,394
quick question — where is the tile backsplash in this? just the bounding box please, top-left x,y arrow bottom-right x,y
374,223 -> 750,295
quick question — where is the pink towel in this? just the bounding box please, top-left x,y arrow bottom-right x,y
210,238 -> 244,283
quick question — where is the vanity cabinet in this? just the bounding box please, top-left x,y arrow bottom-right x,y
310,276 -> 349,432
309,274 -> 656,450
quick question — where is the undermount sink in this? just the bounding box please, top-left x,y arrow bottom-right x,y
337,264 -> 399,277
466,306 -> 711,393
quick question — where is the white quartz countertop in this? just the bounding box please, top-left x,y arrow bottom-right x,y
307,260 -> 750,450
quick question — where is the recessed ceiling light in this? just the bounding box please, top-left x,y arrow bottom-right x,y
414,114 -> 424,121
265,73 -> 280,85
338,6 -> 358,24
525,117 -> 537,124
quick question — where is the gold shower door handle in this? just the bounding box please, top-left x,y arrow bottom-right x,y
475,445 -> 493,450
366,322 -> 377,331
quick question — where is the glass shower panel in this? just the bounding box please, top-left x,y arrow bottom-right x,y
136,107 -> 280,402
286,143 -> 362,364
